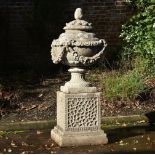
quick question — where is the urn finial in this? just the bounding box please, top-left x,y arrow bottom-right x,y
74,8 -> 83,20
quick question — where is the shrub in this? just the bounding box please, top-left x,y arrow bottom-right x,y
120,0 -> 155,65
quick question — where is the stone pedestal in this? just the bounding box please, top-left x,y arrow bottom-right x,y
51,91 -> 108,146
50,8 -> 108,147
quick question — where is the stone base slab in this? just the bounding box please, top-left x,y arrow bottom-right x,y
51,127 -> 108,147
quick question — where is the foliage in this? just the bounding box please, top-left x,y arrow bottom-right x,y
102,71 -> 145,101
102,58 -> 147,101
87,56 -> 154,102
0,131 -> 24,135
104,0 -> 155,102
120,0 -> 155,63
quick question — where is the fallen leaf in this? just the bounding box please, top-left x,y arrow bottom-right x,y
119,140 -> 128,146
122,123 -> 127,127
88,149 -> 93,152
38,94 -> 43,97
3,148 -> 6,152
37,130 -> 43,135
5,137 -> 8,140
116,120 -> 120,125
147,136 -> 151,141
21,142 -> 28,146
51,143 -> 54,147
134,140 -> 138,144
11,141 -> 17,147
25,105 -> 37,111
119,143 -> 128,146
21,151 -> 26,154
8,148 -> 12,153
137,120 -> 146,123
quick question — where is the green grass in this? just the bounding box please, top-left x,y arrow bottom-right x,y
86,57 -> 155,101
0,131 -> 25,135
102,70 -> 146,101
87,57 -> 149,102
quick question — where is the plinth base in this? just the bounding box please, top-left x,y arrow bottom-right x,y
51,127 -> 108,147
51,91 -> 108,146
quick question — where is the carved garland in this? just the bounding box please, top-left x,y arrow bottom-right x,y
52,39 -> 106,47
51,46 -> 67,64
51,39 -> 107,65
70,46 -> 106,65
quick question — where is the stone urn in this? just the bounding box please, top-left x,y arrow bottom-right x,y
51,8 -> 107,93
51,8 -> 108,147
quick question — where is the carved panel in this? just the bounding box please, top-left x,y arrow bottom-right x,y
67,96 -> 99,131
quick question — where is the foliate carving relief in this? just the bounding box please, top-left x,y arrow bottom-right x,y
67,97 -> 99,130
51,39 -> 107,65
70,45 -> 106,65
51,46 -> 66,64
51,39 -> 106,47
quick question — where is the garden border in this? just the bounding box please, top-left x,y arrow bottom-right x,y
0,114 -> 153,131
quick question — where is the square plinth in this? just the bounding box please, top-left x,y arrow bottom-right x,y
51,126 -> 108,146
51,91 -> 108,146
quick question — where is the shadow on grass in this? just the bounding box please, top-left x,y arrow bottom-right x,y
145,111 -> 155,125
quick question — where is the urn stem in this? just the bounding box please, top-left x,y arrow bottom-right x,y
61,67 -> 89,91
60,67 -> 97,93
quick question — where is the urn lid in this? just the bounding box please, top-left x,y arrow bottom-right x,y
63,8 -> 93,31
52,8 -> 106,46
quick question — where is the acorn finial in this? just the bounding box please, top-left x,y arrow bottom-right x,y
74,8 -> 83,20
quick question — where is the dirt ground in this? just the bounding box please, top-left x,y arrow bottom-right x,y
0,125 -> 155,153
0,70 -> 155,122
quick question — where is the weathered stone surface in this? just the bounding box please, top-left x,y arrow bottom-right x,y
60,68 -> 97,93
51,127 -> 108,147
51,8 -> 108,146
51,91 -> 108,146
51,7 -> 107,67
